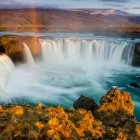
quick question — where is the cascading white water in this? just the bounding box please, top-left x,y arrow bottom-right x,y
23,42 -> 34,65
40,38 -> 135,65
0,54 -> 15,92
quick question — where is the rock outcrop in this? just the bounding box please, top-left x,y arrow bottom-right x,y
95,89 -> 138,139
96,89 -> 140,139
0,89 -> 139,140
130,82 -> 140,88
132,42 -> 140,66
0,35 -> 41,63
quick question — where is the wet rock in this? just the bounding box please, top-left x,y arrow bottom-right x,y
132,42 -> 140,66
135,43 -> 140,52
10,50 -> 24,64
130,82 -> 139,88
73,95 -> 98,112
0,42 -> 5,55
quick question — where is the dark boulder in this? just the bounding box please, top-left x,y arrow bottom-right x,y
130,82 -> 139,88
73,95 -> 98,112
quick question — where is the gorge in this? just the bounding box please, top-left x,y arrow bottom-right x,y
0,1 -> 139,138
0,33 -> 140,122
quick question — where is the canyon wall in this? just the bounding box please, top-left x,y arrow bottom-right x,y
0,36 -> 41,63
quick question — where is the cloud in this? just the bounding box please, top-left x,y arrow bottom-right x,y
104,3 -> 123,7
132,7 -> 140,9
99,0 -> 129,2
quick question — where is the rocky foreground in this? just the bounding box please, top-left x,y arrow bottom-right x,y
0,89 -> 139,140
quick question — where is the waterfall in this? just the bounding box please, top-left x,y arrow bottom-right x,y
0,54 -> 15,90
23,42 -> 34,65
40,38 -> 135,65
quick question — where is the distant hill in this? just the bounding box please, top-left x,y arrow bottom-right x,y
0,9 -> 139,33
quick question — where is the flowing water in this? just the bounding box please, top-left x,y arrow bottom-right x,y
0,33 -> 140,121
0,54 -> 15,95
40,38 -> 134,65
23,42 -> 34,65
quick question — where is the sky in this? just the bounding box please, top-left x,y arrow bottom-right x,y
0,0 -> 140,14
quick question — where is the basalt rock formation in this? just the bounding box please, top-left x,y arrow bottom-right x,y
0,35 -> 41,63
132,42 -> 140,66
73,95 -> 98,112
0,89 -> 139,140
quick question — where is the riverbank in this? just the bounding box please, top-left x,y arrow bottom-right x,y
0,89 -> 139,139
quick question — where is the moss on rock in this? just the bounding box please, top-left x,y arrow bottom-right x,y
0,89 -> 139,140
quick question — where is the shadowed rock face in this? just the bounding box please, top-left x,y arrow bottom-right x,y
0,42 -> 5,54
0,89 -> 139,139
73,95 -> 98,112
0,35 -> 41,63
132,43 -> 140,66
